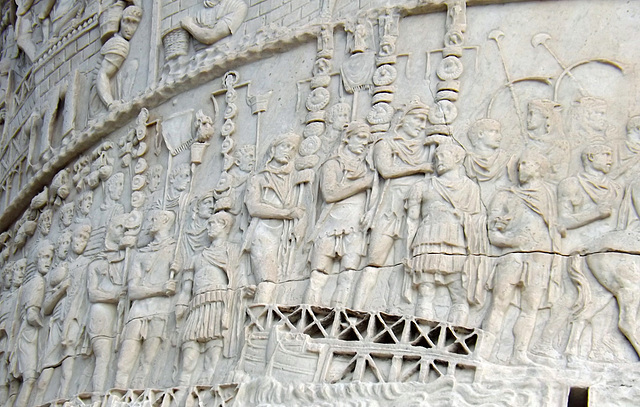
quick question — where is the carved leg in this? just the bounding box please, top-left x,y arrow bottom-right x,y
14,376 -> 36,407
615,288 -> 640,357
332,270 -> 357,308
33,367 -> 54,406
352,267 -> 379,310
59,356 -> 74,397
447,277 -> 468,326
304,270 -> 330,306
114,338 -> 141,389
415,282 -> 436,320
178,342 -> 200,386
131,337 -> 162,388
92,338 -> 114,393
200,344 -> 223,383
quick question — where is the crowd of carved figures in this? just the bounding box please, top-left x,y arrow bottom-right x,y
0,0 -> 639,405
1,92 -> 640,405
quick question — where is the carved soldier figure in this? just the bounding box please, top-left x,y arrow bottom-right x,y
175,192 -> 215,273
114,210 -> 177,389
464,118 -> 511,202
166,163 -> 191,228
481,150 -> 561,364
525,99 -> 570,183
538,144 -> 623,360
353,100 -> 433,310
86,257 -> 121,395
13,241 -> 53,407
0,261 -> 24,405
100,172 -> 125,226
96,5 -> 142,108
176,211 -> 236,385
321,102 -> 351,156
405,143 -> 485,324
181,0 -> 248,46
245,132 -> 312,304
215,145 -> 255,217
304,122 -> 375,307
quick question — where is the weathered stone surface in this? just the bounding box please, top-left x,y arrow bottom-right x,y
0,0 -> 640,405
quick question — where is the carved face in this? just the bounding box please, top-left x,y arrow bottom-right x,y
207,215 -> 227,239
148,211 -> 170,234
331,107 -> 350,131
198,196 -> 215,219
72,227 -> 91,255
13,261 -> 26,286
106,217 -> 126,249
401,112 -> 427,138
197,116 -> 215,141
435,148 -> 457,175
479,125 -> 502,149
120,15 -> 140,41
589,150 -> 613,174
60,204 -> 74,227
346,130 -> 370,155
3,265 -> 12,289
39,209 -> 53,235
108,176 -> 124,200
517,158 -> 539,184
526,106 -> 547,131
273,140 -> 297,164
237,150 -> 255,172
57,234 -> 72,260
172,168 -> 191,192
80,193 -> 93,215
584,105 -> 607,132
37,246 -> 54,274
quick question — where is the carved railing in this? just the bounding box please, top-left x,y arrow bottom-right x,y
243,304 -> 481,384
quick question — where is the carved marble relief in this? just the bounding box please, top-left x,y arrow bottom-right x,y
1,0 -> 640,406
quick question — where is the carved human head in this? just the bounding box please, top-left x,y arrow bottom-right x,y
13,259 -> 27,287
148,210 -> 176,235
72,223 -> 92,256
575,96 -> 607,133
527,99 -> 560,132
79,191 -> 94,215
39,208 -> 53,236
517,149 -> 549,184
57,230 -> 73,260
195,110 -> 214,142
626,116 -> 640,144
51,169 -> 71,202
149,164 -> 164,192
36,240 -> 55,274
105,214 -> 127,252
270,132 -> 301,165
196,192 -> 215,219
169,164 -> 191,192
328,102 -> 351,131
435,143 -> 465,175
120,5 -> 142,40
235,145 -> 255,173
208,210 -> 234,239
107,172 -> 125,201
60,202 -> 75,227
343,121 -> 371,155
2,261 -> 13,290
468,118 -> 502,149
582,143 -> 613,174
399,99 -> 429,138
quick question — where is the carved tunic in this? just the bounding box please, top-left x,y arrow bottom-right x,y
12,273 -> 45,378
198,0 -> 248,35
182,243 -> 232,343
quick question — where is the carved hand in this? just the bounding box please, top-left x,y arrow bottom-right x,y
163,280 -> 177,296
